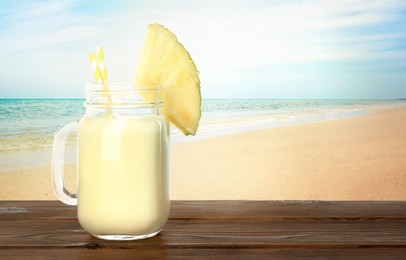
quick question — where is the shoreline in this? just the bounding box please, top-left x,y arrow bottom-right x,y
172,108 -> 369,143
0,104 -> 388,171
2,98 -> 406,163
1,106 -> 406,200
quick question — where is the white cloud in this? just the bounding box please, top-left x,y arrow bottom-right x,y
0,0 -> 405,98
122,0 -> 405,72
1,25 -> 97,51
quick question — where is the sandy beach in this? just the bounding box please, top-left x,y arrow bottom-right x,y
1,107 -> 406,200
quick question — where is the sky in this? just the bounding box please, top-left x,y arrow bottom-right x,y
0,0 -> 406,99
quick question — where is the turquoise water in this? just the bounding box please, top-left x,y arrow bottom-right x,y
1,98 -> 406,152
0,99 -> 84,152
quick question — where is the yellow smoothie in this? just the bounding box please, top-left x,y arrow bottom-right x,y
77,114 -> 169,237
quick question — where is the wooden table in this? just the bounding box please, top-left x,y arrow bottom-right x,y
1,201 -> 406,259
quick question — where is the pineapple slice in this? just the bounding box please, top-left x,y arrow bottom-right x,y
135,24 -> 201,136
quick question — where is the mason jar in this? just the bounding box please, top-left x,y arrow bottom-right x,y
52,82 -> 170,240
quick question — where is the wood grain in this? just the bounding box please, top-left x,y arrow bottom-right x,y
1,200 -> 406,259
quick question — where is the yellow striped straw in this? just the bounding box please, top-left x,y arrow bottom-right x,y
88,46 -> 112,117
96,46 -> 108,83
88,53 -> 102,83
88,46 -> 107,84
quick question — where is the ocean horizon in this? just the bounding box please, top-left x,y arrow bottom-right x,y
1,98 -> 406,171
2,98 -> 406,152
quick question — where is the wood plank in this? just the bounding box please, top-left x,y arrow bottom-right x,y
1,218 -> 405,248
1,248 -> 406,260
171,200 -> 406,219
1,200 -> 406,259
0,201 -> 75,221
2,200 -> 406,220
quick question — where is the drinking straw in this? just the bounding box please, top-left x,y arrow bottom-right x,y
96,46 -> 108,83
88,46 -> 112,116
88,53 -> 102,83
89,46 -> 108,84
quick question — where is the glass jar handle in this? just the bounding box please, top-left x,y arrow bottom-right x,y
52,121 -> 78,206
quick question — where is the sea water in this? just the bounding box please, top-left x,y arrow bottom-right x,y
1,98 -> 406,169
